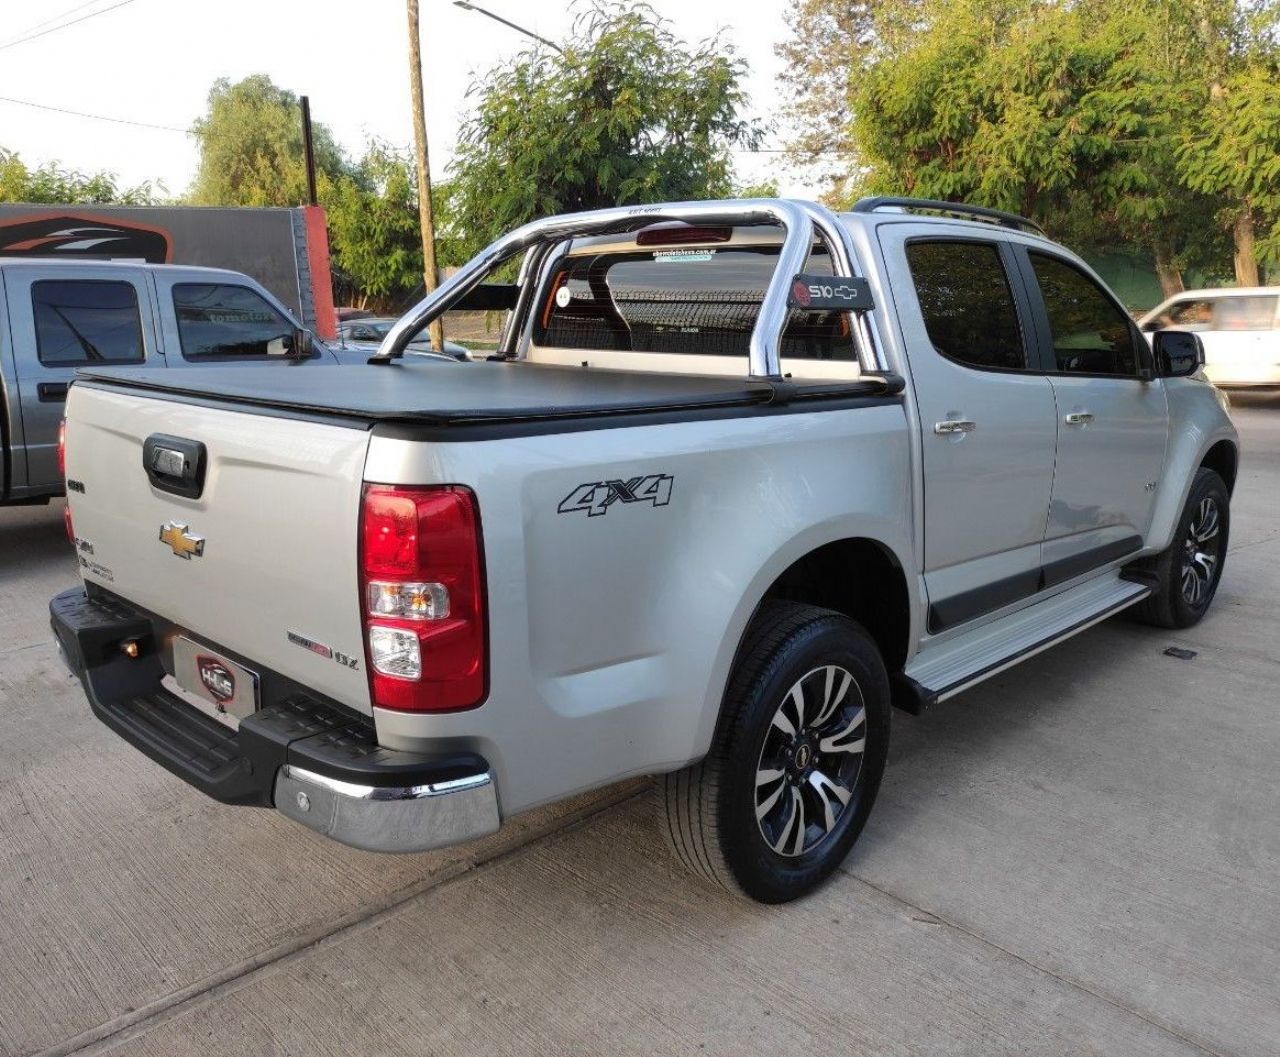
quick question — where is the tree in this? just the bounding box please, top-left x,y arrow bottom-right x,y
188,75 -> 348,206
326,141 -> 464,309
781,0 -> 1277,290
774,0 -> 920,203
0,148 -> 160,204
1176,4 -> 1280,283
449,1 -> 763,257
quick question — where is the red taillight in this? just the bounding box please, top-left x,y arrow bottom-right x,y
59,419 -> 74,544
635,223 -> 732,246
359,484 -> 486,712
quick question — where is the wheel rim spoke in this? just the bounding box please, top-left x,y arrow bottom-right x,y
811,666 -> 853,727
756,776 -> 786,821
818,706 -> 866,755
807,769 -> 852,834
770,785 -> 806,855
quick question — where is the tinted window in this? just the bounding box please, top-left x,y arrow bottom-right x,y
1166,299 -> 1215,328
32,280 -> 143,366
173,283 -> 293,359
1030,253 -> 1138,376
535,245 -> 855,362
904,241 -> 1025,370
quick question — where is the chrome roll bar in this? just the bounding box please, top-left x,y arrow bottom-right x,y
372,198 -> 881,378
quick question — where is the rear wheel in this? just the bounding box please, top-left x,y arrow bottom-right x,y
658,602 -> 890,903
1132,467 -> 1230,629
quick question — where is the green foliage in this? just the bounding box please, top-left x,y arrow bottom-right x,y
326,141 -> 463,308
449,1 -> 762,256
798,0 -> 1280,284
0,148 -> 160,204
775,0 -> 921,201
188,75 -> 348,207
1176,45 -> 1280,265
734,179 -> 781,198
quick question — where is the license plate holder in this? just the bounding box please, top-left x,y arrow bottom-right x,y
171,636 -> 260,725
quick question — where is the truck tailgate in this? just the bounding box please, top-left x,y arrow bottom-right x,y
64,382 -> 374,715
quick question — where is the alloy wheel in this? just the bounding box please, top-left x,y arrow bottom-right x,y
755,665 -> 866,857
1181,496 -> 1222,607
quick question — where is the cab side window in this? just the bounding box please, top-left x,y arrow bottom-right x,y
904,240 -> 1026,370
32,280 -> 144,366
173,283 -> 294,359
1029,253 -> 1138,376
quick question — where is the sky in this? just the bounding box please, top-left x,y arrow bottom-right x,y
0,0 -> 815,200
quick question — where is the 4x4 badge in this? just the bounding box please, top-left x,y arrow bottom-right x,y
159,521 -> 205,559
558,474 -> 674,517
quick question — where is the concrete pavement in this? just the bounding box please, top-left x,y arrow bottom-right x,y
2,398 -> 1277,1057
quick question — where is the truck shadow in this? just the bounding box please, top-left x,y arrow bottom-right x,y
0,500 -> 77,584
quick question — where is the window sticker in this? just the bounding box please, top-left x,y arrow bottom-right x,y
652,248 -> 716,264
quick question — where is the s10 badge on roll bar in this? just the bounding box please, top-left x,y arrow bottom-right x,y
789,275 -> 874,312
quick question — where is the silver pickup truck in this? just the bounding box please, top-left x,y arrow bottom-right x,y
0,259 -> 333,507
51,198 -> 1238,903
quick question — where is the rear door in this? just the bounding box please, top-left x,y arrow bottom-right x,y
1016,249 -> 1168,582
1202,294 -> 1280,385
7,265 -> 161,487
880,226 -> 1058,633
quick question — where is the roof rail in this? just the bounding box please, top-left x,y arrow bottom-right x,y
852,196 -> 1046,237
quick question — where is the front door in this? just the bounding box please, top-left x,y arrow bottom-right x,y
881,229 -> 1058,633
7,265 -> 160,487
1016,249 -> 1169,585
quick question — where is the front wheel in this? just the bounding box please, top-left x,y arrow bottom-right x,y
1131,467 -> 1230,629
658,603 -> 890,903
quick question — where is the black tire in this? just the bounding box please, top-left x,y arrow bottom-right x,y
1131,467 -> 1230,629
658,602 -> 890,903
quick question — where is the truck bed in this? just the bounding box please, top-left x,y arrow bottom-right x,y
75,361 -> 901,435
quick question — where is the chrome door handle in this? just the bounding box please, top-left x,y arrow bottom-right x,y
934,419 -> 976,435
1064,411 -> 1095,425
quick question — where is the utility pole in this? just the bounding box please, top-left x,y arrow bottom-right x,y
299,95 -> 318,205
407,0 -> 446,351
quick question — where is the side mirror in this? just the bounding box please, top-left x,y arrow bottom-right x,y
1153,329 -> 1203,378
267,329 -> 314,358
290,328 -> 315,358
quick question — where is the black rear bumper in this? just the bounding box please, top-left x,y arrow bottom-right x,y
50,586 -> 488,808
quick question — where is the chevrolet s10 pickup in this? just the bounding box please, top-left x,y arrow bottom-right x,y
51,197 -> 1237,902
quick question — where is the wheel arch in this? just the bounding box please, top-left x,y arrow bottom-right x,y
692,528 -> 918,763
757,537 -> 912,675
1200,438 -> 1238,496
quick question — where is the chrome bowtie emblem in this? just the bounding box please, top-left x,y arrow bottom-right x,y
158,521 -> 205,559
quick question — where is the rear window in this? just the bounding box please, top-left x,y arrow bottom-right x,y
173,283 -> 296,359
533,245 -> 856,362
32,280 -> 144,366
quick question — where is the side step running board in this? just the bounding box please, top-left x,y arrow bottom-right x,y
895,573 -> 1151,713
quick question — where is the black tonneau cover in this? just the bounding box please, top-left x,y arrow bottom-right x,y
75,361 -> 899,428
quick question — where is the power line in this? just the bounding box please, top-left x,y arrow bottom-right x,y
0,0 -> 107,47
0,94 -> 194,134
0,0 -> 139,53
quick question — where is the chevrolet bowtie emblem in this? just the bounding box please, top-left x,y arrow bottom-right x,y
158,521 -> 205,559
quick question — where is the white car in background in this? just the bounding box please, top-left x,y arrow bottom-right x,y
1140,287 -> 1280,389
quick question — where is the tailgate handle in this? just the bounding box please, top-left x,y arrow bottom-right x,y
143,434 -> 207,499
